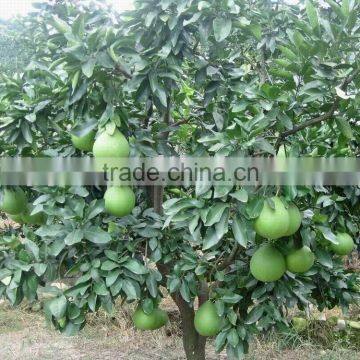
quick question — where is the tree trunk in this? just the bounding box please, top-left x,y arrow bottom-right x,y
171,291 -> 207,360
149,186 -> 207,360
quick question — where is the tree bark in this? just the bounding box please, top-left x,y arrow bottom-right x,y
171,292 -> 207,360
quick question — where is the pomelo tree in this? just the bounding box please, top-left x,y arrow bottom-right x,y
0,1 -> 359,359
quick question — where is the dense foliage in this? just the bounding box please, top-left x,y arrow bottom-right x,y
0,1 -> 359,359
0,19 -> 35,75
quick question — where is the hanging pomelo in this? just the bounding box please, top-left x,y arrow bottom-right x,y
254,197 -> 289,239
250,244 -> 286,282
104,186 -> 135,217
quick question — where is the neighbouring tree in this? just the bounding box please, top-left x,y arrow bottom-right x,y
0,1 -> 359,359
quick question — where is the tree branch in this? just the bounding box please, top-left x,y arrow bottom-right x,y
275,68 -> 359,149
218,243 -> 240,271
114,63 -> 132,79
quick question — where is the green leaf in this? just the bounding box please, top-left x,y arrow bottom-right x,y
94,281 -> 109,296
222,293 -> 243,304
24,239 -> 40,261
317,226 -> 337,244
324,0 -> 345,19
51,16 -> 72,34
82,57 -> 97,78
316,249 -> 333,268
84,226 -> 111,244
123,259 -> 148,275
183,13 -> 201,26
232,216 -> 248,248
336,118 -> 354,139
146,272 -> 158,298
34,263 -> 47,277
227,328 -> 239,347
341,0 -> 350,17
48,295 -> 67,319
72,14 -> 85,37
101,260 -> 119,271
64,229 -> 84,246
230,189 -> 248,203
245,305 -> 264,324
168,277 -> 181,293
254,138 -> 276,155
248,24 -> 262,40
71,71 -> 80,94
278,45 -> 297,61
246,198 -> 264,218
198,1 -> 211,10
86,200 -> 105,220
105,269 -> 120,287
335,87 -> 351,100
122,279 -> 140,300
215,208 -> 230,240
69,81 -> 87,105
213,18 -> 232,42
321,19 -> 335,41
213,111 -> 224,131
180,281 -> 191,302
205,203 -> 229,226
305,0 -> 319,29
215,331 -> 228,352
203,227 -> 222,250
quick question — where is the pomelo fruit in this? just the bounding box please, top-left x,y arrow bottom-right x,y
104,186 -> 135,217
286,246 -> 314,273
0,188 -> 27,215
157,308 -> 169,327
194,301 -> 222,337
331,233 -> 354,256
132,307 -> 168,330
71,130 -> 96,152
93,129 -> 130,158
284,204 -> 302,236
254,197 -> 289,239
250,244 -> 286,282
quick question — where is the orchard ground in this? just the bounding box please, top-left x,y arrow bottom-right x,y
0,297 -> 359,360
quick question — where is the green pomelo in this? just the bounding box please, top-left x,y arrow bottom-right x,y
71,130 -> 96,152
93,129 -> 130,158
283,204 -> 302,236
104,186 -> 135,217
292,317 -> 308,332
250,244 -> 286,282
194,301 -> 222,337
286,246 -> 314,273
254,197 -> 290,239
156,309 -> 169,327
132,308 -> 168,330
331,233 -> 354,256
0,188 -> 27,215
